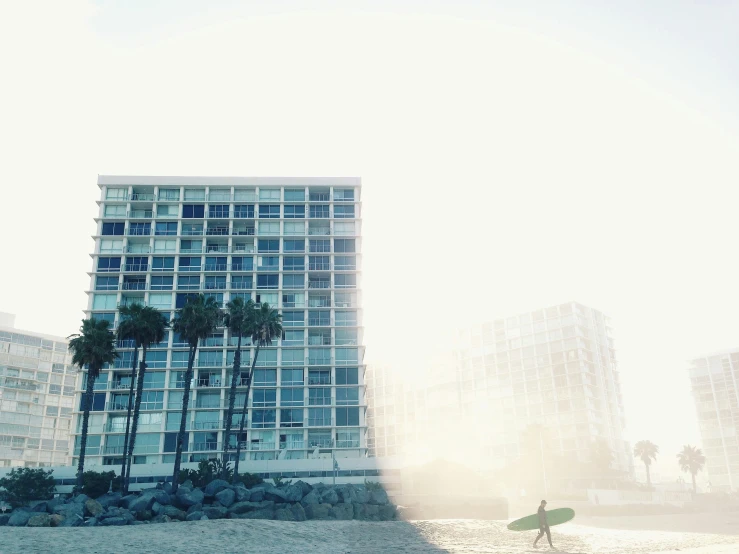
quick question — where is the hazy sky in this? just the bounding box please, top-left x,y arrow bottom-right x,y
2,1 -> 738,479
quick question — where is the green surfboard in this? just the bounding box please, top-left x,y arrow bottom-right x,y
507,508 -> 575,531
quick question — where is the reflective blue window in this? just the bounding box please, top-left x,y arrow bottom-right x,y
102,222 -> 124,235
234,205 -> 254,218
182,204 -> 205,218
97,257 -> 121,272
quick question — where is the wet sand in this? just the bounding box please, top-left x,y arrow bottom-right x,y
2,516 -> 739,554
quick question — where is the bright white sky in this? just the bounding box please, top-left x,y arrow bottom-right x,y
2,1 -> 739,480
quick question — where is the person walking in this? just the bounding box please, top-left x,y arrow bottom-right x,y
533,499 -> 555,549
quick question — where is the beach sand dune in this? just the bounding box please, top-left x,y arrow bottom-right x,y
3,516 -> 739,554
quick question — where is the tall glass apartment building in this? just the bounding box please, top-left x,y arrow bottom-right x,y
73,176 -> 365,468
0,313 -> 75,467
688,349 -> 739,492
454,302 -> 632,474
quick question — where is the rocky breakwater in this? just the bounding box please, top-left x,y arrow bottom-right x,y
0,480 -> 396,527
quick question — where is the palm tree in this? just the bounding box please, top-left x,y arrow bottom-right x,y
221,297 -> 255,478
68,318 -> 117,491
634,440 -> 659,489
170,294 -> 222,492
114,313 -> 138,495
117,303 -> 169,492
677,445 -> 706,494
232,302 -> 282,481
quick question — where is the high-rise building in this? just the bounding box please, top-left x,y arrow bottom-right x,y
688,349 -> 739,492
73,176 -> 365,468
454,301 -> 631,474
0,313 -> 75,467
365,302 -> 632,477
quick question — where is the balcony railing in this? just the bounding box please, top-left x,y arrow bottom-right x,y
207,212 -> 231,219
126,228 -> 151,236
309,193 -> 330,202
130,193 -> 156,201
128,210 -> 154,218
122,282 -> 146,291
308,263 -> 331,271
124,264 -> 148,272
279,441 -> 305,450
232,245 -> 255,253
308,281 -> 331,289
206,227 -> 230,236
204,282 -> 226,290
206,245 -> 229,253
204,264 -> 228,272
308,228 -> 331,236
192,420 -> 224,430
182,229 -> 204,236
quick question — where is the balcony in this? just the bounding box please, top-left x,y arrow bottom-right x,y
205,245 -> 229,253
308,227 -> 331,236
182,229 -> 204,236
309,192 -> 330,202
206,227 -> 230,236
204,264 -> 228,272
192,420 -> 224,430
124,264 -> 149,272
232,227 -> 255,236
204,282 -> 227,290
232,244 -> 255,254
207,211 -> 231,219
178,265 -> 202,272
128,210 -> 153,219
122,281 -> 146,291
126,228 -> 151,236
207,192 -> 233,201
279,441 -> 305,450
130,193 -> 156,201
308,263 -> 331,271
308,281 -> 331,289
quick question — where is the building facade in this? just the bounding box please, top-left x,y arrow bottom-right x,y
454,302 -> 632,474
0,313 -> 75,467
73,176 -> 365,468
365,302 -> 632,477
688,349 -> 739,492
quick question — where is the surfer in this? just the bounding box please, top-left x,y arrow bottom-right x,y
533,499 -> 555,549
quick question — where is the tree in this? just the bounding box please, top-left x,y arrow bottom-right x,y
0,468 -> 56,506
633,440 -> 659,489
232,302 -> 282,480
114,313 -> 138,496
68,318 -> 118,491
117,303 -> 169,492
221,297 -> 255,478
170,294 -> 222,492
677,445 -> 706,494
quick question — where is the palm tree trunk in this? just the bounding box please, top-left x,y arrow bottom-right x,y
75,371 -> 97,492
692,472 -> 697,494
120,347 -> 138,492
645,463 -> 651,489
233,344 -> 259,480
125,345 -> 147,493
222,332 -> 242,479
171,345 -> 197,493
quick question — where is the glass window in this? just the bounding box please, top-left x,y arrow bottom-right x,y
150,276 -> 173,290
258,205 -> 280,218
284,205 -> 305,218
234,204 -> 255,218
152,257 -> 175,271
284,240 -> 305,252
153,239 -> 176,253
257,274 -> 278,289
282,275 -> 305,290
176,292 -> 198,309
159,188 -> 180,201
334,255 -> 356,270
309,239 -> 331,253
252,409 -> 277,428
336,387 -> 359,405
184,188 -> 205,200
104,205 -> 126,217
259,188 -> 281,201
102,222 -> 124,235
282,311 -> 304,327
284,188 -> 305,201
282,368 -> 304,385
335,274 -> 357,288
280,408 -> 303,427
309,387 -> 331,405
253,368 -> 277,385
333,189 -> 354,201
182,204 -> 205,218
334,239 -> 355,253
283,257 -> 305,271
336,407 -> 359,427
231,275 -> 253,290
333,205 -> 355,219
143,370 -> 166,386
148,293 -> 172,309
97,257 -> 121,272
307,408 -> 331,427
208,205 -> 230,218
95,276 -> 119,291
163,432 -> 188,452
284,221 -> 305,235
177,276 -> 201,290
280,387 -> 304,406
309,205 -> 329,218
155,222 -> 178,236
179,256 -> 201,271
205,257 -> 227,271
335,311 -> 357,326
253,388 -> 277,407
106,187 -> 127,200
92,294 -> 117,310
171,351 -> 190,368
198,351 -> 223,367
308,369 -> 331,385
258,239 -> 280,253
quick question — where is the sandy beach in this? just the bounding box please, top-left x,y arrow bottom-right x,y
3,514 -> 739,554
